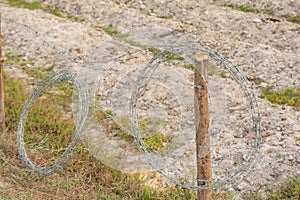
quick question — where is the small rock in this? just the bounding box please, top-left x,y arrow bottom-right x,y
253,18 -> 261,23
243,154 -> 251,162
236,185 -> 243,191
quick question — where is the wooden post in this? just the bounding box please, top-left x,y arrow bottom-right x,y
194,52 -> 212,200
0,14 -> 5,132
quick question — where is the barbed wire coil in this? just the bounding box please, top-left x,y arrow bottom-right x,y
17,70 -> 89,175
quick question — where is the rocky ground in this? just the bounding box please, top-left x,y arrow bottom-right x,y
0,0 -> 299,198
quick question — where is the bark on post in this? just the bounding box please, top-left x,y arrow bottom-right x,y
0,14 -> 5,132
194,52 -> 212,200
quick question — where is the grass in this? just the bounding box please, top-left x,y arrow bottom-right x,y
260,87 -> 300,108
208,64 -> 230,79
248,77 -> 266,85
224,3 -> 275,16
99,26 -> 120,36
94,108 -> 171,152
158,15 -> 173,19
225,4 -> 260,13
3,68 -> 75,164
7,0 -> 83,22
287,15 -> 300,24
147,47 -> 184,62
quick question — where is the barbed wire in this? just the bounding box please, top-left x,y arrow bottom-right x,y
0,16 -> 262,190
17,70 -> 89,175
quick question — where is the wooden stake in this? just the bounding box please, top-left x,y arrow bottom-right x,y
0,13 -> 5,132
194,52 -> 212,200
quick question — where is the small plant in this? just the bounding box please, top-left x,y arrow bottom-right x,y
158,15 -> 173,19
220,70 -> 228,78
225,3 -> 275,16
148,47 -> 184,62
208,65 -> 229,78
185,64 -> 195,71
276,153 -> 283,159
94,109 -> 171,152
225,4 -> 260,13
287,15 -> 300,24
99,26 -> 120,36
248,77 -> 266,85
260,87 -> 300,108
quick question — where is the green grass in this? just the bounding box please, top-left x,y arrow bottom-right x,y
208,65 -> 230,79
7,0 -> 83,22
185,64 -> 195,71
260,87 -> 300,108
7,0 -> 42,10
250,77 -> 266,85
3,70 -> 75,161
147,47 -> 184,62
158,15 -> 173,19
94,108 -> 171,152
225,4 -> 261,13
225,3 -> 275,16
287,15 -> 300,24
99,26 -> 120,36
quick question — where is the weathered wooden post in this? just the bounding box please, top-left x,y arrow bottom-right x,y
194,52 -> 212,200
0,14 -> 5,132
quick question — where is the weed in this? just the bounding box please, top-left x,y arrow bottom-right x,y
148,47 -> 184,62
225,4 -> 260,13
186,64 -> 195,71
94,107 -> 171,152
265,9 -> 275,16
209,65 -> 229,78
99,26 -> 120,36
260,87 -> 300,108
248,77 -> 266,85
276,153 -> 283,159
287,15 -> 300,24
158,15 -> 173,19
225,3 -> 275,16
220,70 -> 228,78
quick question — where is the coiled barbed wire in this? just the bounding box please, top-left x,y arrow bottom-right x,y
17,70 -> 89,175
129,44 -> 261,190
1,16 -> 262,190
